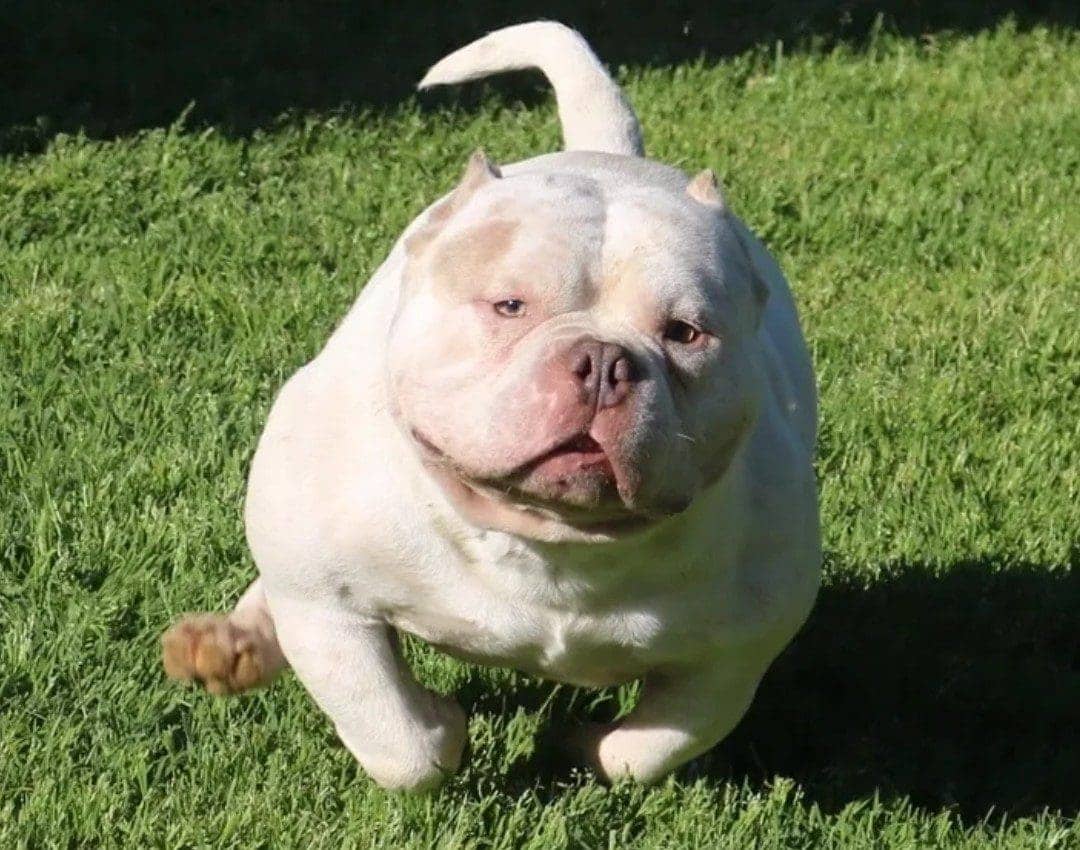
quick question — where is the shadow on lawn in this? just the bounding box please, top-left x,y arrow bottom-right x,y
4,1 -> 1079,154
458,559 -> 1080,820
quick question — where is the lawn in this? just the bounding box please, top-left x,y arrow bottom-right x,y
2,12 -> 1078,850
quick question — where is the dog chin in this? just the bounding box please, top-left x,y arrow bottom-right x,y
513,465 -> 621,510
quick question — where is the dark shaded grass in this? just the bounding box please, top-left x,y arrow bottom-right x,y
426,560 -> 1080,820
3,1 -> 1079,153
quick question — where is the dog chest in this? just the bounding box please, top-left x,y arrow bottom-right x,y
392,599 -> 665,688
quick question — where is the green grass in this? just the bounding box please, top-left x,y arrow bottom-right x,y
2,19 -> 1079,849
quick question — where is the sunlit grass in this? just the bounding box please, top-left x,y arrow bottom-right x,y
1,21 -> 1077,849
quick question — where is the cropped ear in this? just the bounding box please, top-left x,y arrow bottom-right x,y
685,169 -> 725,210
441,149 -> 502,221
459,148 -> 502,192
406,149 -> 502,256
688,169 -> 769,325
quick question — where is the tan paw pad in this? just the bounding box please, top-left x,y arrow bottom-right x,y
161,614 -> 266,695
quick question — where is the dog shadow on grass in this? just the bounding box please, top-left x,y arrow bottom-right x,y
454,558 -> 1079,820
5,1 -> 1079,153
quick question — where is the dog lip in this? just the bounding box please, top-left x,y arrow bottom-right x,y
410,427 -> 605,478
411,428 -> 661,538
515,432 -> 607,477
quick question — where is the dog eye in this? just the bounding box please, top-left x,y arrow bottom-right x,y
663,320 -> 701,345
493,299 -> 526,318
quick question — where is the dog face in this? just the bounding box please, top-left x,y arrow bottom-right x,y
387,153 -> 768,542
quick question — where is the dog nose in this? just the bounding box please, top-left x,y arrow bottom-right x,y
568,339 -> 639,409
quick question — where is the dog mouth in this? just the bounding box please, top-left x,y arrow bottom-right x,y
411,428 -> 613,481
410,427 -> 652,532
513,433 -> 614,480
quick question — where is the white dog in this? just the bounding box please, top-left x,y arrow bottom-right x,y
163,21 -> 821,792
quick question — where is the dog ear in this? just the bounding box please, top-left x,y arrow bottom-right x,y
685,169 -> 725,210
406,149 -> 502,256
687,170 -> 768,323
439,149 -> 502,220
459,148 -> 502,192
687,170 -> 769,323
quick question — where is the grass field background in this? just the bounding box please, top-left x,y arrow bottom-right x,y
2,7 -> 1078,848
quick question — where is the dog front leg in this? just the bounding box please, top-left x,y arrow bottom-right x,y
269,595 -> 467,792
586,656 -> 765,783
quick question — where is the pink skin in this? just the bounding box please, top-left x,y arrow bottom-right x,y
410,335 -> 646,523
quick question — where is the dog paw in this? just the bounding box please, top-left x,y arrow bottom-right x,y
340,694 -> 468,793
161,614 -> 273,695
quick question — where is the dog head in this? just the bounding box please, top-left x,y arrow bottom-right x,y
387,152 -> 768,542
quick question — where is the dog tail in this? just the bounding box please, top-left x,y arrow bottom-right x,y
418,21 -> 644,157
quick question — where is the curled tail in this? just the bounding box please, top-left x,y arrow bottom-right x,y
419,21 -> 644,157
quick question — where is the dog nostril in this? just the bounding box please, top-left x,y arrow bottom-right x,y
610,355 -> 633,385
572,351 -> 594,381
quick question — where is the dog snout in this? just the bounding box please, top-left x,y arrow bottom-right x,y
567,338 -> 639,410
